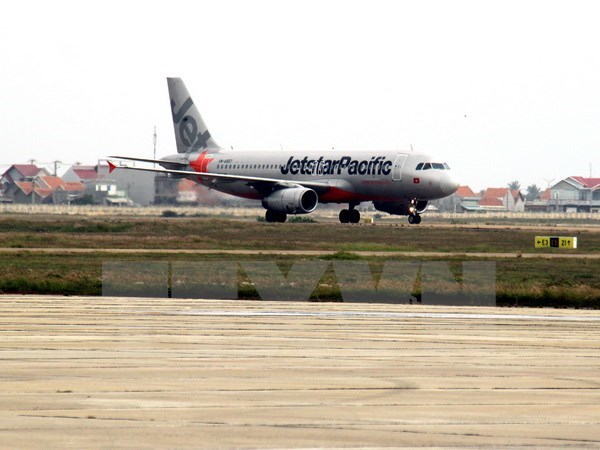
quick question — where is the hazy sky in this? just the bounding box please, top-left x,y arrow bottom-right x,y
1,0 -> 599,192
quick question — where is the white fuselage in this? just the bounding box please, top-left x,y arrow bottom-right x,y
174,149 -> 458,203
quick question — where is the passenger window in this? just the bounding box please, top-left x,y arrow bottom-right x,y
416,163 -> 424,170
422,163 -> 432,170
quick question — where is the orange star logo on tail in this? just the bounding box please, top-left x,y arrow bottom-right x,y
190,151 -> 215,182
190,151 -> 214,173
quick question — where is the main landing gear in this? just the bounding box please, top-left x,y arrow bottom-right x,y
339,202 -> 361,224
265,210 -> 287,223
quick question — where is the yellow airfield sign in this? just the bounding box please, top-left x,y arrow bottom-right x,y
535,236 -> 578,249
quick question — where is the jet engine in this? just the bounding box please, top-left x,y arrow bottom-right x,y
373,200 -> 428,216
262,187 -> 318,214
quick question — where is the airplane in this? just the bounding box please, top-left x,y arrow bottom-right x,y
109,78 -> 458,224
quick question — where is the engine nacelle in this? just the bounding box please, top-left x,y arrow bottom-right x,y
373,200 -> 428,216
262,187 -> 318,214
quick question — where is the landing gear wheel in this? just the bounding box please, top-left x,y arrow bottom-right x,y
349,209 -> 361,224
265,210 -> 277,223
339,209 -> 350,224
408,214 -> 421,225
266,210 -> 287,223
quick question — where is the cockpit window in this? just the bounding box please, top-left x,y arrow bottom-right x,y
443,163 -> 451,170
422,162 -> 432,170
432,163 -> 445,170
415,163 -> 424,170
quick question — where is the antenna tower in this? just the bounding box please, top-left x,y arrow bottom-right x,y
153,126 -> 157,168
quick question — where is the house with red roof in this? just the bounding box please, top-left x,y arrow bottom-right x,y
62,164 -> 104,184
48,177 -> 86,204
478,196 -> 505,210
432,185 -> 482,212
6,174 -> 84,204
479,187 -> 525,212
0,164 -> 51,203
455,185 -> 476,198
550,176 -> 600,212
1,164 -> 49,186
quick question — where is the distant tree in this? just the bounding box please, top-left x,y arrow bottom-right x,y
525,184 -> 541,201
507,180 -> 521,190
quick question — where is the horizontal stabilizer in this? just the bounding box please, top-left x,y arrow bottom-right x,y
109,155 -> 187,166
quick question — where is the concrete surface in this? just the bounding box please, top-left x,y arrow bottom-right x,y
0,296 -> 599,448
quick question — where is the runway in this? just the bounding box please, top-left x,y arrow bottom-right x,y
1,296 -> 600,447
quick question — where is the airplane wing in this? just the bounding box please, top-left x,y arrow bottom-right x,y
107,161 -> 333,192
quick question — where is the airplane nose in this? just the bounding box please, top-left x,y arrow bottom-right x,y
441,175 -> 459,196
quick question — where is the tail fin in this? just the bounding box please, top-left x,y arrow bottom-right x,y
167,77 -> 221,154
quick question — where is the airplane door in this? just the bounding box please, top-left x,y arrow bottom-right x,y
392,154 -> 408,181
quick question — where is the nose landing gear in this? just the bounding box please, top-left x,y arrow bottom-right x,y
407,213 -> 421,224
407,199 -> 422,224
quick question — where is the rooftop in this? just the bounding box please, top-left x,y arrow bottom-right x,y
479,197 -> 505,207
455,185 -> 477,198
11,164 -> 43,177
70,165 -> 99,180
482,187 -> 510,199
570,177 -> 600,189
